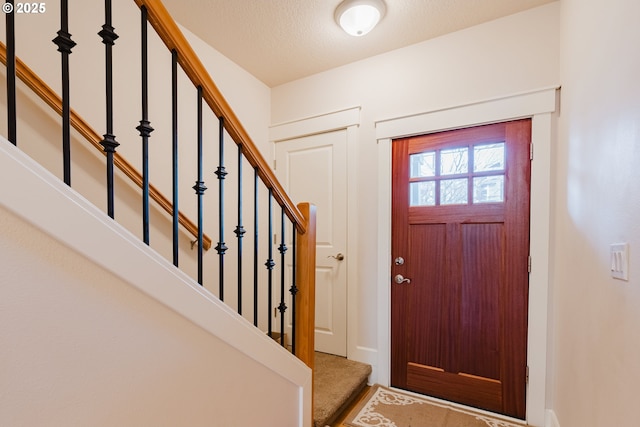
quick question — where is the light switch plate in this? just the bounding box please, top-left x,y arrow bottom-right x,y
610,243 -> 629,281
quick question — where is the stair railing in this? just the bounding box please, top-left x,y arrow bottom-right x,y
2,0 -> 316,375
0,41 -> 213,250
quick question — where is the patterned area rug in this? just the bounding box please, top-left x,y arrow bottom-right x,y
344,385 -> 525,427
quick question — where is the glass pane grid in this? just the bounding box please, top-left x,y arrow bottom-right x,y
409,142 -> 506,207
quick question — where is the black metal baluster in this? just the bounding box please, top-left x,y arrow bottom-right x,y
253,167 -> 259,327
52,0 -> 76,184
234,145 -> 246,314
171,49 -> 179,267
265,189 -> 275,338
278,208 -> 288,347
137,6 -> 154,245
215,117 -> 228,300
193,87 -> 206,285
98,0 -> 119,217
6,0 -> 16,145
290,228 -> 298,355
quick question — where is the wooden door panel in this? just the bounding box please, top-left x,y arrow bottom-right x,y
406,363 -> 503,413
407,224 -> 448,371
459,223 -> 503,381
391,119 -> 531,419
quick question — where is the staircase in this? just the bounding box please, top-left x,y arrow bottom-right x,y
0,138 -> 313,426
314,352 -> 372,427
1,0 -> 319,425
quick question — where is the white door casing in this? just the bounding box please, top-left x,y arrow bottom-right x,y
375,87 -> 558,427
275,130 -> 348,356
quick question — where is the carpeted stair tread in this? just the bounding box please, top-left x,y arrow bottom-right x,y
313,352 -> 372,427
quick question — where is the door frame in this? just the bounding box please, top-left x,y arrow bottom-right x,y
269,106 -> 360,359
375,87 -> 558,427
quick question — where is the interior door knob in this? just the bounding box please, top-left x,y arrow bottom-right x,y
328,253 -> 345,261
394,274 -> 411,284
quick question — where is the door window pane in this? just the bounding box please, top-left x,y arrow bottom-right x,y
410,152 -> 436,178
408,142 -> 507,207
473,175 -> 504,203
410,181 -> 436,206
440,148 -> 468,176
441,178 -> 468,205
474,143 -> 505,172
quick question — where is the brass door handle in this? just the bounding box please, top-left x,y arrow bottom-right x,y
328,253 -> 345,261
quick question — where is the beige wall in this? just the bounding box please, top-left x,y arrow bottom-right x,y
271,1 -> 560,376
0,208 -> 302,427
551,0 -> 640,426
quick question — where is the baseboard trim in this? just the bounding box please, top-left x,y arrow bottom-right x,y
350,345 -> 378,384
546,410 -> 560,427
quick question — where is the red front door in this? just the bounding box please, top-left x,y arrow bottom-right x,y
390,120 -> 531,419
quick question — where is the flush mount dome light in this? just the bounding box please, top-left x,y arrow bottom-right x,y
335,0 -> 386,37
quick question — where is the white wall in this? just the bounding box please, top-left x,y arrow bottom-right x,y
271,2 -> 560,373
0,139 -> 311,427
551,0 -> 640,426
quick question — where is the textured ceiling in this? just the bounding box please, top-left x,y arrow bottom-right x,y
162,0 -> 556,88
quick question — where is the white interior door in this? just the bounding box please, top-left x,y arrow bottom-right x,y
275,129 -> 348,356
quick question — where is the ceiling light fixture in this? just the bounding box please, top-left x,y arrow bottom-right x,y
335,0 -> 386,37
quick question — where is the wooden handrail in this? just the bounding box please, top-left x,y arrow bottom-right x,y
133,0 -> 306,234
0,42 -> 211,250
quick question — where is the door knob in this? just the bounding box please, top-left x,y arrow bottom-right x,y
394,274 -> 411,284
328,253 -> 345,261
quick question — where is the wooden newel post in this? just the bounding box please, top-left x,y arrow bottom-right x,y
294,202 -> 316,371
